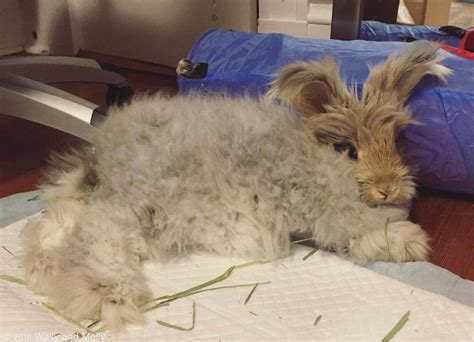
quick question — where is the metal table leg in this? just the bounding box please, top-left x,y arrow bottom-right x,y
0,73 -> 105,142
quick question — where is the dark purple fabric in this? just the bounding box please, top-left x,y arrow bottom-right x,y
179,29 -> 474,195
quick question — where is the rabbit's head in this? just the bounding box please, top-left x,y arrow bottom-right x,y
267,42 -> 451,207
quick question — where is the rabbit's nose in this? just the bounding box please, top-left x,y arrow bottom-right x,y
377,190 -> 389,200
372,185 -> 395,202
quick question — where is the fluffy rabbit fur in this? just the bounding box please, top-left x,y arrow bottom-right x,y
267,42 -> 451,207
22,42 -> 448,330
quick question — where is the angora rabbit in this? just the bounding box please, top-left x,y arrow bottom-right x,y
22,42 -> 449,329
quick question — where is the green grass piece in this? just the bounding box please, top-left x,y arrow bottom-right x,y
156,301 -> 196,331
143,282 -> 271,313
0,274 -> 96,335
143,301 -> 170,313
291,238 -> 316,244
384,218 -> 392,260
382,310 -> 411,342
42,302 -> 91,333
2,246 -> 15,257
146,260 -> 268,306
234,260 -> 269,270
244,283 -> 258,305
302,248 -> 318,261
86,319 -> 101,329
187,281 -> 270,298
93,260 -> 270,332
27,195 -> 40,201
145,266 -> 237,307
313,314 -> 322,326
0,274 -> 26,285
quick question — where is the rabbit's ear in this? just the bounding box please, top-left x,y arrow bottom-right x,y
266,57 -> 351,118
362,42 -> 451,105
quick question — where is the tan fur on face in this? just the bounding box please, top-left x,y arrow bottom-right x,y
267,42 -> 450,207
354,124 -> 416,207
306,98 -> 417,207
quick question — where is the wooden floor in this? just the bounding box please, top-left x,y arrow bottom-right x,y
1,52 -> 473,280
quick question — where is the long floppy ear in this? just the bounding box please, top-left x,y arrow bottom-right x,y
266,57 -> 351,118
362,41 -> 452,105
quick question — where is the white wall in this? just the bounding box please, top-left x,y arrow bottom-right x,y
10,0 -> 255,65
258,0 -> 332,39
216,0 -> 257,32
68,0 -> 257,67
0,0 -> 24,55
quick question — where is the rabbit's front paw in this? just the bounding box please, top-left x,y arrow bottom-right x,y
46,267 -> 150,331
349,221 -> 430,262
22,214 -> 63,294
385,221 -> 430,262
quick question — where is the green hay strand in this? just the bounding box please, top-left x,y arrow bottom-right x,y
144,282 -> 271,313
156,301 -> 196,331
150,265 -> 237,304
302,248 -> 318,261
381,310 -> 410,342
2,246 -> 15,257
142,301 -> 170,313
187,281 -> 270,298
146,260 -> 268,306
86,319 -> 101,330
41,302 -> 91,333
144,266 -> 238,307
244,283 -> 258,305
92,261 -> 270,332
291,238 -> 316,244
0,274 -> 26,285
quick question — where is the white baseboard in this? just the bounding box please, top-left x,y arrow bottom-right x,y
0,45 -> 24,56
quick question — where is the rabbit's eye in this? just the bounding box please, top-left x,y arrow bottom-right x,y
333,143 -> 346,153
333,143 -> 358,161
348,145 -> 358,160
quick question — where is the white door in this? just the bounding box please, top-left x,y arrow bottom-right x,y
69,0 -> 257,67
0,0 -> 24,55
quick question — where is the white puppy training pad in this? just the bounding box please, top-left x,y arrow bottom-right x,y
1,217 -> 473,341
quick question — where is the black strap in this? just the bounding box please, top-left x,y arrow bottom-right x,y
439,26 -> 466,39
176,59 -> 208,79
398,35 -> 418,42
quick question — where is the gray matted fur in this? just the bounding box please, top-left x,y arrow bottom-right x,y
22,95 -> 426,330
21,42 -> 448,330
